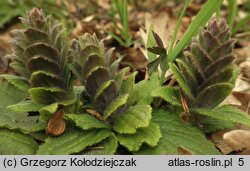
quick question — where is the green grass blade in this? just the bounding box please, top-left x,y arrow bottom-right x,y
216,6 -> 221,17
231,14 -> 250,34
123,0 -> 129,38
227,0 -> 238,25
108,31 -> 127,47
169,0 -> 191,53
167,0 -> 224,63
110,0 -> 131,47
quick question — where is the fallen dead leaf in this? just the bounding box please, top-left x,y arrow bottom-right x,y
238,149 -> 250,155
187,2 -> 201,14
222,94 -> 241,106
143,11 -> 186,48
234,75 -> 250,92
232,91 -> 250,114
0,40 -> 12,73
46,110 -> 66,136
234,47 -> 250,64
118,47 -> 147,70
240,60 -> 250,82
211,130 -> 234,154
140,11 -> 187,58
86,109 -> 104,121
177,146 -> 193,155
223,130 -> 250,151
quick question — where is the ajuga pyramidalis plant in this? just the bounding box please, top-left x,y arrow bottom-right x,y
141,18 -> 250,155
170,18 -> 236,109
0,8 -> 161,155
10,8 -> 72,104
69,33 -> 161,152
1,7 -> 250,155
70,34 -> 120,115
3,8 -> 74,136
152,19 -> 238,122
169,18 -> 238,123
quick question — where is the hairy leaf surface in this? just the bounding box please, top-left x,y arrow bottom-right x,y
37,128 -> 112,154
117,122 -> 161,151
0,129 -> 38,155
66,114 -> 108,130
0,81 -> 45,133
113,105 -> 152,134
194,105 -> 250,127
81,135 -> 118,155
137,109 -> 219,154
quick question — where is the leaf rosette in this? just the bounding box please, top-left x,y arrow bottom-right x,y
65,33 -> 161,153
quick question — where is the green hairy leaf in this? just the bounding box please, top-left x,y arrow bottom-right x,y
117,122 -> 161,152
0,74 -> 29,91
137,109 -> 219,154
39,103 -> 59,120
37,128 -> 112,154
193,105 -> 250,127
8,100 -> 45,112
81,135 -> 118,155
103,94 -> 129,119
201,117 -> 235,133
152,87 -> 181,106
66,114 -> 108,130
0,81 -> 45,133
113,105 -> 152,134
130,73 -> 161,105
0,129 -> 38,155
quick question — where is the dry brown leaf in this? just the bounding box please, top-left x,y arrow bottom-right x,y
139,11 -> 189,79
0,39 -> 12,73
46,110 -> 66,136
117,47 -> 147,70
144,12 -> 182,48
140,11 -> 186,57
86,109 -> 104,121
234,75 -> 250,92
238,149 -> 250,155
223,130 -> 250,151
177,147 -> 193,155
71,20 -> 99,38
222,94 -> 241,106
240,60 -> 250,82
211,130 -> 234,154
97,0 -> 110,10
232,91 -> 250,114
187,2 -> 201,14
234,47 -> 249,64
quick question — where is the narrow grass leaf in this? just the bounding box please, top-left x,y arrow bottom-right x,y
168,0 -> 224,63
